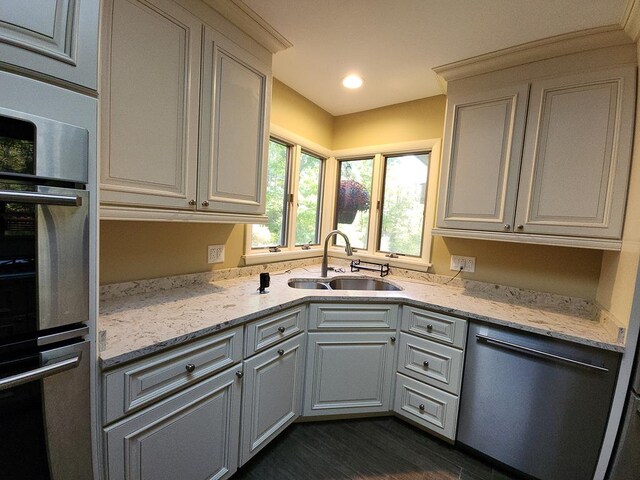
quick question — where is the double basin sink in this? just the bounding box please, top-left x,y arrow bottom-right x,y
288,276 -> 402,291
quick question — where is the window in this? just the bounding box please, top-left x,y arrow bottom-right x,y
334,158 -> 374,249
249,135 -> 326,253
332,149 -> 433,265
246,130 -> 438,269
251,138 -> 290,248
378,153 -> 429,257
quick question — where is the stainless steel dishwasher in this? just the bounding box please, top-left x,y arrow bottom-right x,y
457,322 -> 620,480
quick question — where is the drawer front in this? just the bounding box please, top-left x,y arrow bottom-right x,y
309,303 -> 398,330
397,333 -> 464,394
393,373 -> 459,441
401,306 -> 467,348
245,306 -> 306,356
103,326 -> 243,425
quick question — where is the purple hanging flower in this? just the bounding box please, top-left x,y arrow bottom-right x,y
338,179 -> 370,211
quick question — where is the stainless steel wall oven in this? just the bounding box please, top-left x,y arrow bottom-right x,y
0,106 -> 92,479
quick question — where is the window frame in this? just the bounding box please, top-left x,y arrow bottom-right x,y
244,126 -> 332,264
327,140 -> 441,270
245,129 -> 441,270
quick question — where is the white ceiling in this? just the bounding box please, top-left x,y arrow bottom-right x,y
242,0 -> 630,116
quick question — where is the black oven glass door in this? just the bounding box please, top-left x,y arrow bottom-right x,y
0,183 -> 89,348
0,340 -> 92,480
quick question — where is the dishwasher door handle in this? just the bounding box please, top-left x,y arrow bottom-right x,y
475,334 -> 609,373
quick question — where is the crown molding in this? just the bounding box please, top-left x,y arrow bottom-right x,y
433,25 -> 633,89
201,0 -> 292,53
621,0 -> 640,42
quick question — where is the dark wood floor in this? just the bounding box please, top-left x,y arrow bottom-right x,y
234,417 -> 521,480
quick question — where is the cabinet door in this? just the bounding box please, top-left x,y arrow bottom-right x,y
104,367 -> 241,480
515,66 -> 636,238
436,84 -> 529,232
0,0 -> 99,89
303,332 -> 396,416
240,334 -> 306,465
100,0 -> 201,210
198,26 -> 271,214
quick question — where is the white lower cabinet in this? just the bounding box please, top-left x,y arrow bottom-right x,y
303,332 -> 397,416
394,308 -> 467,441
240,334 -> 306,465
104,366 -> 242,480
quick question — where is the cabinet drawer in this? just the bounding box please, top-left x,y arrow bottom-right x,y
103,326 -> 243,425
245,306 -> 306,356
401,306 -> 467,348
397,333 -> 464,395
308,303 -> 398,330
393,373 -> 459,441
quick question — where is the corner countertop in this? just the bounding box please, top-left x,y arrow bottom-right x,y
99,265 -> 625,370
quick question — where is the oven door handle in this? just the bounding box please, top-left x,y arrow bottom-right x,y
0,190 -> 82,206
0,353 -> 82,391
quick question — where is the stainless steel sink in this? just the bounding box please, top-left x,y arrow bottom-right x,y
287,280 -> 330,289
328,277 -> 401,291
287,277 -> 401,291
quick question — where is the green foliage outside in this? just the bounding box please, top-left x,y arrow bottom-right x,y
252,140 -> 287,247
335,159 -> 373,250
295,152 -> 322,245
379,154 -> 429,256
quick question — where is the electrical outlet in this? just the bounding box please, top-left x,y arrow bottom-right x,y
208,245 -> 225,264
450,255 -> 476,273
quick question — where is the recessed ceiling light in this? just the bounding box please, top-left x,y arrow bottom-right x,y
342,74 -> 363,89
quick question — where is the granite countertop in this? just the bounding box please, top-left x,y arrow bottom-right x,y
99,264 -> 626,369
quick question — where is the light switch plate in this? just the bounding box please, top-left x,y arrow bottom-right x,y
450,255 -> 475,273
208,245 -> 225,264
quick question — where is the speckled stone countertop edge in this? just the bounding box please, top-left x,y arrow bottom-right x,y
99,286 -> 625,370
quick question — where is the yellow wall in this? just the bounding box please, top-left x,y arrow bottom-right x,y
100,222 -> 244,284
271,79 -> 334,148
333,96 -> 446,149
594,44 -> 640,326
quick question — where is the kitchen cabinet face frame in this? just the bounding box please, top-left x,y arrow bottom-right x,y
434,50 -> 637,250
198,25 -> 271,216
436,84 -> 530,233
99,0 -> 202,211
0,0 -> 100,91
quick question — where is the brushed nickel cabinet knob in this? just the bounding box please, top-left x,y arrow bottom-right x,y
202,200 -> 210,207
390,336 -> 396,342
504,224 -> 511,231
423,361 -> 430,368
277,349 -> 285,356
516,224 -> 524,230
188,199 -> 196,206
185,363 -> 195,373
278,326 -> 286,333
419,404 -> 425,411
235,370 -> 243,378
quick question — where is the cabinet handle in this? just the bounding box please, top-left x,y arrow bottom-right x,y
504,224 -> 511,231
516,224 -> 524,230
390,336 -> 396,342
185,363 -> 196,373
423,361 -> 429,368
188,199 -> 196,206
426,324 -> 433,331
419,404 -> 425,411
277,349 -> 285,356
235,370 -> 244,378
202,200 -> 210,207
277,326 -> 286,333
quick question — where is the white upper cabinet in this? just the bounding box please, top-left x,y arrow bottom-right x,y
100,0 -> 201,211
514,67 -> 636,238
434,44 -> 637,250
0,0 -> 99,90
100,0 -> 272,222
198,26 -> 270,215
437,84 -> 529,232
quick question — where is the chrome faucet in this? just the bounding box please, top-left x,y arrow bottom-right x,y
321,229 -> 353,277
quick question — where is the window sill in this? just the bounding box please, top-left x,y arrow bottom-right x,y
329,249 -> 432,272
243,248 -> 324,266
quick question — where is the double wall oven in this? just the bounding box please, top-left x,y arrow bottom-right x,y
0,107 -> 92,479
